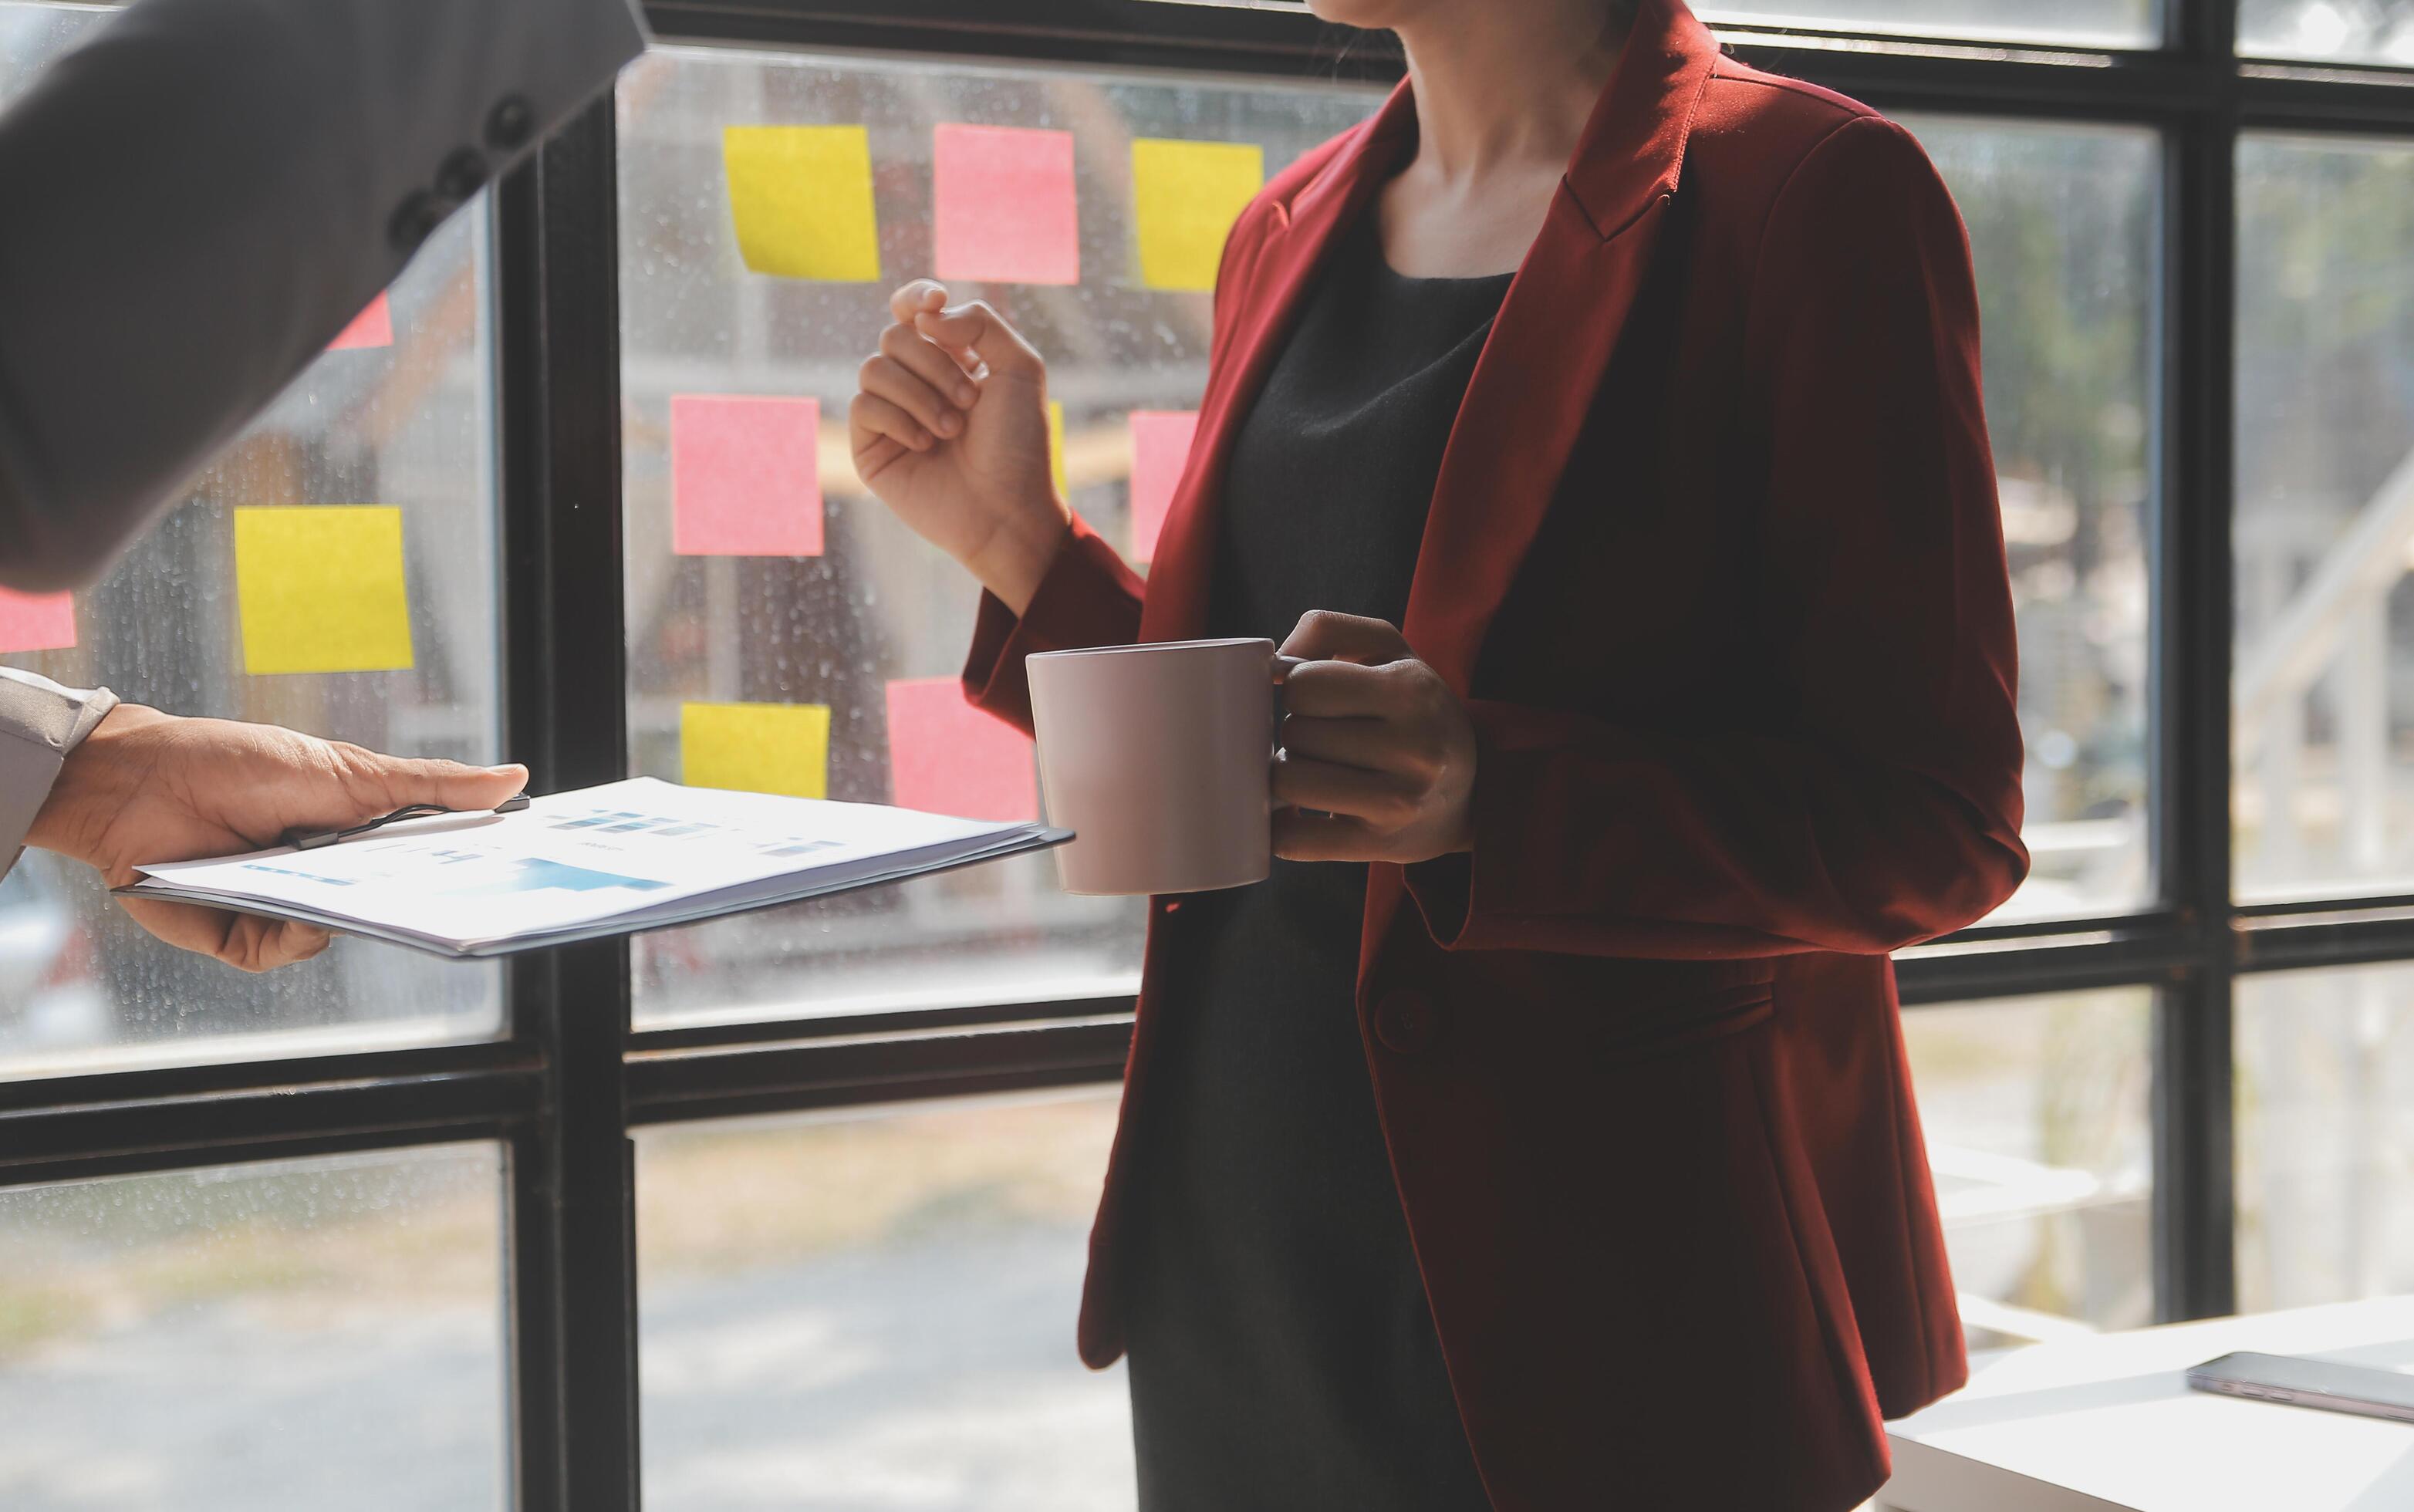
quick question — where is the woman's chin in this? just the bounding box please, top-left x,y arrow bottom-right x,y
1306,0 -> 1413,28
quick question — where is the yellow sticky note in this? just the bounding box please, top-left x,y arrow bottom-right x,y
1048,400 -> 1069,498
723,125 -> 882,282
233,506 -> 414,675
682,701 -> 830,799
1132,138 -> 1264,292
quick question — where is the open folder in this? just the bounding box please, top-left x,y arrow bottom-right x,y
115,778 -> 1070,960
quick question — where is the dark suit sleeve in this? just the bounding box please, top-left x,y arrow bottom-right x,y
1404,116 -> 2030,959
0,0 -> 645,592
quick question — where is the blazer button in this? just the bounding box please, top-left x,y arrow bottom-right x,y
388,190 -> 445,252
485,94 -> 535,152
436,146 -> 490,202
1374,990 -> 1443,1055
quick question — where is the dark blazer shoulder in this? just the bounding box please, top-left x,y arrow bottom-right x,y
0,0 -> 645,592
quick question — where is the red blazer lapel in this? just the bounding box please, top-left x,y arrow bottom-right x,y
1400,0 -> 1721,694
1141,2 -> 1722,662
1126,0 -> 1726,974
1136,85 -> 1419,645
1366,0 -> 1721,965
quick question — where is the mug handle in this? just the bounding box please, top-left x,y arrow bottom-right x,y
1270,653 -> 1309,814
1271,654 -> 1305,744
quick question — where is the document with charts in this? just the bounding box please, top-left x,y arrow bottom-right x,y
117,778 -> 1069,959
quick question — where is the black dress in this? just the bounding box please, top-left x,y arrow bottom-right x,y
1122,216 -> 1511,1512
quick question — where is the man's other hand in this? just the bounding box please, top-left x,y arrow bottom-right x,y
27,704 -> 528,972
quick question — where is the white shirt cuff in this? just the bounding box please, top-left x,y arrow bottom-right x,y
0,667 -> 118,878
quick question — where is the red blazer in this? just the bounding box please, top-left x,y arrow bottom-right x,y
961,2 -> 2028,1505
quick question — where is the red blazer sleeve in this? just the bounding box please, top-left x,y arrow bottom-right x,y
958,513 -> 1144,734
1406,116 -> 2030,959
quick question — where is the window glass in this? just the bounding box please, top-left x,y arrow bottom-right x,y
0,1145 -> 507,1509
637,1093 -> 1133,1510
1905,989 -> 2156,1344
2240,0 -> 2414,62
616,57 -> 2165,1032
615,46 -> 1378,1029
0,0 -> 88,83
1701,0 -> 2154,47
0,2 -> 505,1075
1903,117 -> 2159,921
2237,962 -> 2414,1311
2236,135 -> 2414,901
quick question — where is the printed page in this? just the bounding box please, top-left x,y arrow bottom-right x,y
133,778 -> 1020,951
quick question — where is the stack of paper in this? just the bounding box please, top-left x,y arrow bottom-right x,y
120,778 -> 1067,959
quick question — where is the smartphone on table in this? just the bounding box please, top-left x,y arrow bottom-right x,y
2187,1352 -> 2414,1426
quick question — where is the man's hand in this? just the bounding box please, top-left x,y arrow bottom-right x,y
1273,613 -> 1478,865
27,704 -> 528,972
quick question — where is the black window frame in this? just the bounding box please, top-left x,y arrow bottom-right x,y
9,0 -> 2414,1506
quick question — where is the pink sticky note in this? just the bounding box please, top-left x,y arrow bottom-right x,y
932,124 -> 1080,287
1129,410 -> 1199,563
0,587 -> 75,653
671,394 -> 825,557
329,292 -> 393,352
886,677 -> 1038,824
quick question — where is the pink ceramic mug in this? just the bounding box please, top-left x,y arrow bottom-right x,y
1025,637 -> 1294,896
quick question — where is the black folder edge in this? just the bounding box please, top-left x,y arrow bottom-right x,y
113,825 -> 1073,960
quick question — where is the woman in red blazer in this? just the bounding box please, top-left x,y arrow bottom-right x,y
848,0 -> 2028,1505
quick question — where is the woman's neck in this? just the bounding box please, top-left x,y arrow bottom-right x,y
1372,1 -> 1630,277
1394,2 -> 1629,184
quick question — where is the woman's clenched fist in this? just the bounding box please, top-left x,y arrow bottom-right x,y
849,279 -> 1069,614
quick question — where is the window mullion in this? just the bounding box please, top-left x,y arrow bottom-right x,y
497,93 -> 640,1512
2149,0 -> 2240,1322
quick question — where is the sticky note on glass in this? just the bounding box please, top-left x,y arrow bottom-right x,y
886,677 -> 1037,824
672,394 -> 825,557
1047,401 -> 1069,498
682,701 -> 830,799
932,123 -> 1080,286
1129,410 -> 1200,562
233,506 -> 414,675
1132,139 -> 1264,292
328,292 -> 393,352
723,125 -> 882,282
0,588 -> 75,653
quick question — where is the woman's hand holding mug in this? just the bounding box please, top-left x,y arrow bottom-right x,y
849,280 -> 1069,615
1275,612 -> 1477,865
1021,616 -> 1478,895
